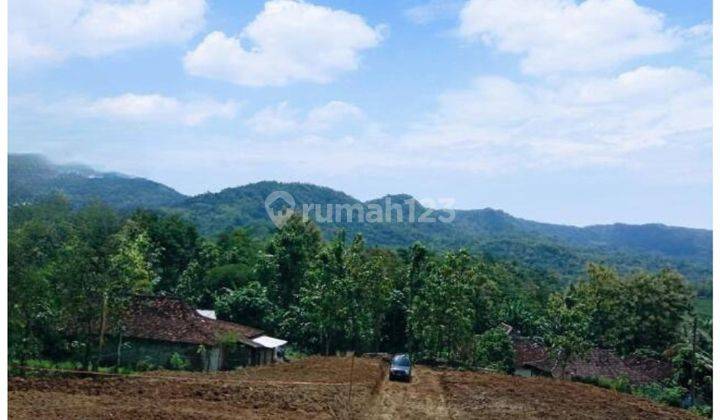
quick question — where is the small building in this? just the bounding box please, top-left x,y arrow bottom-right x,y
108,296 -> 278,371
252,335 -> 288,362
512,336 -> 672,385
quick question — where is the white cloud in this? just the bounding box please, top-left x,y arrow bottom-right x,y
405,0 -> 464,25
241,66 -> 710,176
183,0 -> 383,86
406,66 -> 711,168
459,0 -> 680,75
247,101 -> 364,136
305,101 -> 364,131
245,102 -> 301,135
31,93 -> 237,126
679,22 -> 713,62
10,0 -> 206,66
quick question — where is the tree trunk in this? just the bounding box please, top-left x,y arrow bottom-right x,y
83,322 -> 92,370
560,354 -> 568,380
115,331 -> 123,373
95,293 -> 109,371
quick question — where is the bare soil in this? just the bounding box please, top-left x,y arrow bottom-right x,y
438,369 -> 698,419
9,356 -> 381,419
10,357 -> 698,419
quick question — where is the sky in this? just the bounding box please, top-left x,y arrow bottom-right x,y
8,0 -> 713,228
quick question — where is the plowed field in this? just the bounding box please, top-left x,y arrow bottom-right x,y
9,357 -> 698,419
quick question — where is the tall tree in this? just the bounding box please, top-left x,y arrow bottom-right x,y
544,292 -> 591,379
175,239 -> 221,307
626,269 -> 693,352
131,211 -> 199,293
217,228 -> 260,266
475,327 -> 516,374
8,207 -> 72,363
98,220 -> 158,366
295,231 -> 347,354
264,214 -> 322,308
409,250 -> 475,363
344,234 -> 393,351
568,264 -> 635,353
214,281 -> 275,330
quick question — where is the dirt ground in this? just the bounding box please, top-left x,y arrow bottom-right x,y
10,357 -> 698,419
437,369 -> 698,419
9,357 -> 382,419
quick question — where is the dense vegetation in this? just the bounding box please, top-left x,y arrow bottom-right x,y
9,154 -> 712,283
9,197 -> 712,413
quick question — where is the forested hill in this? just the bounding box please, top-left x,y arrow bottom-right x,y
167,181 -> 711,282
9,154 -> 186,209
9,154 -> 712,282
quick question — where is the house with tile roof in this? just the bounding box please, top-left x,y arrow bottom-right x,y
104,295 -> 278,371
512,336 -> 673,385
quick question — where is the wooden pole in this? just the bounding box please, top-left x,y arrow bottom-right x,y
347,353 -> 355,419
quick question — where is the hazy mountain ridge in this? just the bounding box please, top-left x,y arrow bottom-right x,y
9,154 -> 711,282
9,154 -> 187,210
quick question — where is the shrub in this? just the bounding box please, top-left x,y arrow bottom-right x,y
55,361 -> 81,370
633,383 -> 686,407
169,352 -> 189,371
135,357 -> 156,372
474,327 -> 515,374
598,375 -> 631,393
689,405 -> 711,418
116,366 -> 134,375
30,359 -> 52,369
573,375 -> 630,393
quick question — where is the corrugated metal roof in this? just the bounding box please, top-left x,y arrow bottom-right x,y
196,309 -> 216,319
252,335 -> 287,348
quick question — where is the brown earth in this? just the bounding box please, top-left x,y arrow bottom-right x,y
438,369 -> 698,419
9,357 -> 698,419
9,356 -> 381,419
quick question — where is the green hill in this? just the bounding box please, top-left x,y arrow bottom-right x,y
163,181 -> 711,282
9,154 -> 711,283
9,154 -> 187,210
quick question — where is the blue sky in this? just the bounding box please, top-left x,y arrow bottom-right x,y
8,0 -> 713,228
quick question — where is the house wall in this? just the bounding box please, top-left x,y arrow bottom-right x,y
101,337 -> 268,371
101,337 -> 212,371
254,348 -> 274,365
224,346 -> 274,369
222,344 -> 253,369
514,367 -> 533,377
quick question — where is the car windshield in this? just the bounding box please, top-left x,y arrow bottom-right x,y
392,355 -> 410,367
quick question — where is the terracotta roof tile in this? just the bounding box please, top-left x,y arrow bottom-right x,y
512,337 -> 672,385
121,296 -> 263,348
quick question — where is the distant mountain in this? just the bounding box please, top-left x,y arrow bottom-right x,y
9,154 -> 187,210
164,181 -> 711,282
9,154 -> 712,282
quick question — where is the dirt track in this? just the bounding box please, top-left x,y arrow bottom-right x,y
365,365 -> 450,419
364,365 -> 698,419
10,357 -> 699,419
